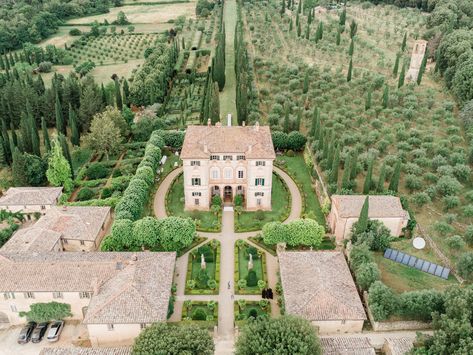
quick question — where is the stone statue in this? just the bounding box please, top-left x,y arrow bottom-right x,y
201,254 -> 206,270
248,253 -> 253,270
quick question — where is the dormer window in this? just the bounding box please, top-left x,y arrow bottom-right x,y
210,155 -> 220,160
223,155 -> 233,161
256,161 -> 266,166
237,155 -> 245,160
191,161 -> 200,166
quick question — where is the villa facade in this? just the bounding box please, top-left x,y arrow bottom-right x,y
180,122 -> 276,211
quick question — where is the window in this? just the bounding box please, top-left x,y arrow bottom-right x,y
255,192 -> 264,197
80,240 -> 85,246
224,168 -> 232,179
192,192 -> 202,197
191,178 -> 201,186
256,161 -> 266,167
255,178 -> 265,186
10,305 -> 17,312
238,170 -> 244,179
257,198 -> 262,206
211,169 -> 219,179
195,199 -> 200,206
24,292 -> 34,299
191,161 -> 200,166
140,323 -> 147,329
41,205 -> 46,210
79,292 -> 91,299
107,324 -> 114,331
223,155 -> 233,161
53,292 -> 63,299
63,238 -> 68,244
210,155 -> 220,160
3,292 -> 14,300
237,155 -> 245,160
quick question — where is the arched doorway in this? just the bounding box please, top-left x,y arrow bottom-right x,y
224,186 -> 232,203
211,186 -> 220,197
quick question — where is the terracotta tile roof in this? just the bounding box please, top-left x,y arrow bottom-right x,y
1,228 -> 62,252
321,337 -> 375,354
40,348 -> 131,355
180,124 -> 276,159
0,187 -> 62,206
384,337 -> 415,355
331,195 -> 408,218
34,206 -> 111,242
278,251 -> 366,322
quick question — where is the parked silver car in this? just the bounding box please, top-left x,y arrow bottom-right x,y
17,322 -> 36,344
46,321 -> 64,342
31,322 -> 49,343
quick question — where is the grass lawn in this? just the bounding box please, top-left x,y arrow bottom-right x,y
234,173 -> 290,232
235,240 -> 267,295
181,301 -> 218,326
185,241 -> 220,295
275,153 -> 325,225
374,253 -> 457,293
166,173 -> 221,232
234,301 -> 271,326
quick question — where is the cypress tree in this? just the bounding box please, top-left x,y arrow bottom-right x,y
214,29 -> 226,91
357,196 -> 369,233
388,160 -> 401,193
350,150 -> 358,179
417,49 -> 428,85
336,27 -> 341,45
297,19 -> 301,37
305,23 -> 310,40
317,126 -> 325,151
280,0 -> 286,16
315,22 -> 323,42
289,18 -> 293,31
10,122 -> 18,148
349,20 -> 357,38
348,38 -> 354,56
297,0 -> 302,14
0,118 -> 11,164
0,55 -> 4,70
308,7 -> 313,24
339,8 -> 346,27
310,107 -> 318,137
401,32 -> 407,52
376,161 -> 386,192
363,159 -> 373,194
58,133 -> 73,175
303,71 -> 309,93
114,79 -> 123,110
321,131 -> 329,159
341,153 -> 352,190
382,85 -> 389,109
398,63 -> 406,88
0,135 -> 6,166
29,111 -> 40,157
326,140 -> 335,170
41,117 -> 51,152
209,82 -> 220,124
365,89 -> 372,111
295,110 -> 301,131
68,106 -> 80,146
347,58 -> 353,82
393,53 -> 400,77
296,11 -> 299,27
329,145 -> 340,185
12,148 -> 28,186
101,84 -> 108,106
283,104 -> 290,133
20,112 -> 32,154
122,79 -> 130,107
55,93 -> 65,135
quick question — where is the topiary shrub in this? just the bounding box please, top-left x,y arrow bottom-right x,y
248,308 -> 258,319
76,187 -> 96,201
86,163 -> 110,180
192,308 -> 207,321
197,244 -> 214,262
101,187 -> 113,199
245,246 -> 259,260
196,269 -> 209,289
246,270 -> 258,287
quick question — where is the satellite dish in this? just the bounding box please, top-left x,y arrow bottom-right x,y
413,237 -> 426,250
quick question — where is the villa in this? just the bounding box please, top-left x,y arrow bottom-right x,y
180,122 -> 276,211
0,187 -> 63,218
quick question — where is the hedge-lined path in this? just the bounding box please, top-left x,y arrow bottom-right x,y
153,164 -> 303,350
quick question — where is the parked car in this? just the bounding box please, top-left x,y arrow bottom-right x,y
17,321 -> 37,344
31,322 -> 49,343
46,321 -> 64,342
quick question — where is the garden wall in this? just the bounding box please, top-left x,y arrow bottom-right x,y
363,292 -> 432,331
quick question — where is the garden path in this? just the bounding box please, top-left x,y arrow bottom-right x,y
219,0 -> 238,124
153,164 -> 303,351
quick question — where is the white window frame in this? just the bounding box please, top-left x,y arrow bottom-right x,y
191,161 -> 200,166
79,292 -> 91,299
192,192 -> 202,197
237,155 -> 245,160
210,155 -> 220,161
238,170 -> 244,179
211,169 -> 219,180
107,324 -> 114,331
191,178 -> 201,186
256,161 -> 266,167
223,155 -> 233,161
53,292 -> 63,299
224,168 -> 232,179
255,178 -> 265,186
24,292 -> 34,299
195,199 -> 200,206
255,192 -> 264,197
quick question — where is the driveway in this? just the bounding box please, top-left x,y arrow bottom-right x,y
0,322 -> 87,355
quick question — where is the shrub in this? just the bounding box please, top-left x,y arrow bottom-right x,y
457,252 -> 473,281
69,28 -> 82,36
248,309 -> 258,319
352,220 -> 392,251
234,194 -> 243,207
246,270 -> 258,287
355,262 -> 380,291
38,61 -> 52,73
350,243 -> 374,270
368,281 -> 399,321
398,289 -> 445,321
192,308 -> 207,321
196,269 -> 209,289
446,235 -> 466,250
76,187 -> 95,201
86,163 -> 109,179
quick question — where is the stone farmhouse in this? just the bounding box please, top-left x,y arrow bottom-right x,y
0,252 -> 175,346
320,337 -> 375,354
41,349 -> 131,355
328,195 -> 410,241
180,122 -> 275,211
278,251 -> 367,334
0,187 -> 62,218
1,206 -> 111,252
382,337 -> 415,355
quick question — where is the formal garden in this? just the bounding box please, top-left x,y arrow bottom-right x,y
181,300 -> 218,326
185,240 -> 220,295
234,173 -> 291,232
234,240 -> 267,295
234,300 -> 271,325
166,173 -> 222,232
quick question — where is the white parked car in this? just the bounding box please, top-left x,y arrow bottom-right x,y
46,321 -> 64,342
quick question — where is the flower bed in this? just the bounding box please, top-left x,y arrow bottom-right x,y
185,240 -> 220,295
234,240 -> 267,295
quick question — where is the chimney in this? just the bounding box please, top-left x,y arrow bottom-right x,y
254,122 -> 260,131
207,119 -> 211,127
